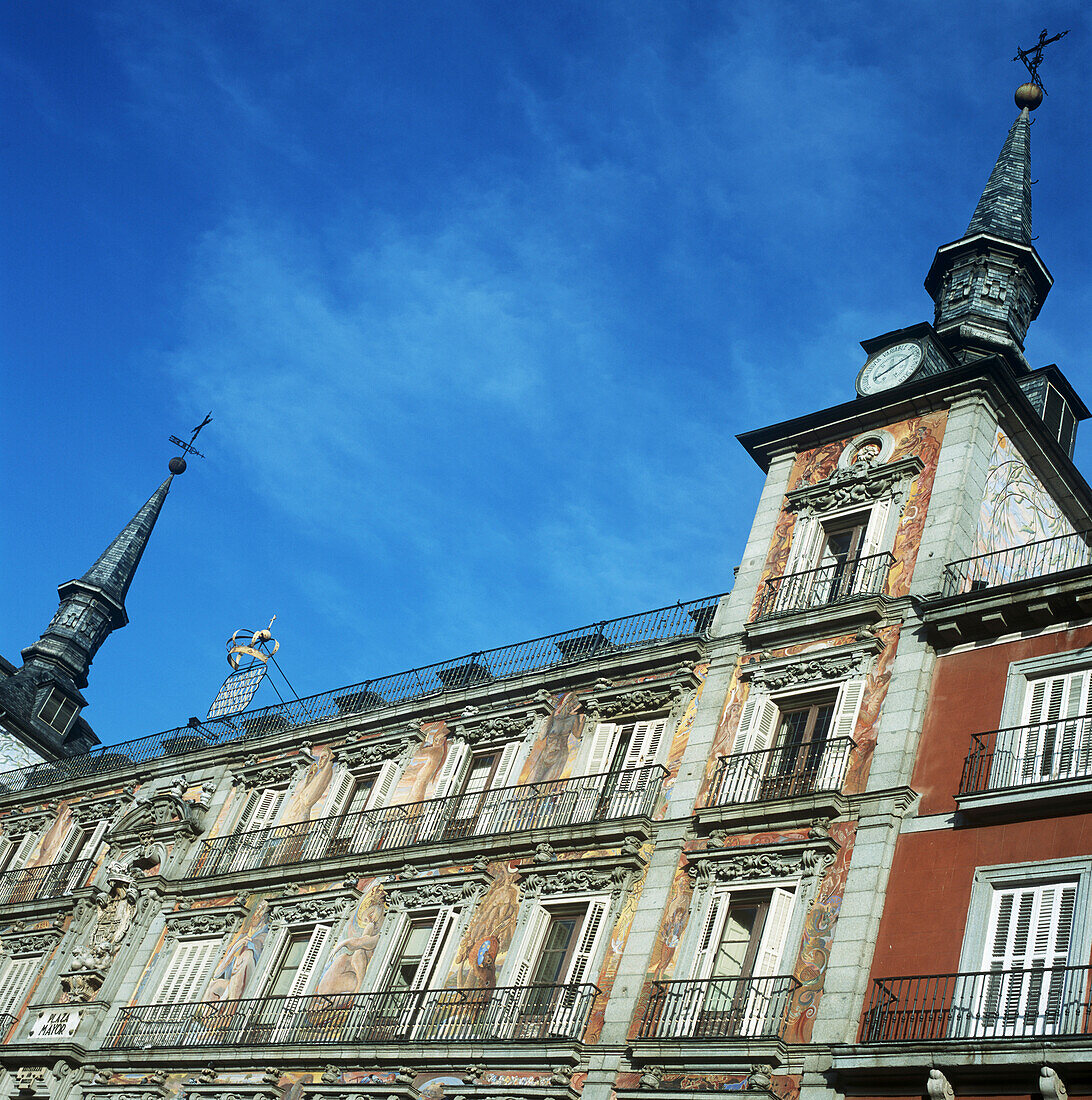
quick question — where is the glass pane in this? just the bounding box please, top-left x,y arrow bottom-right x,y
530,917 -> 578,985
269,933 -> 310,997
712,903 -> 761,978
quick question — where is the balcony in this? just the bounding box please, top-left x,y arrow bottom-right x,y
0,593 -> 721,798
637,975 -> 798,1041
192,765 -> 667,878
0,1012 -> 16,1042
959,714 -> 1092,815
706,738 -> 855,818
943,531 -> 1092,597
751,553 -> 892,637
861,966 -> 1092,1043
105,983 -> 599,1050
0,859 -> 95,906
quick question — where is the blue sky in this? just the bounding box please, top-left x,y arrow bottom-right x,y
2,2 -> 1090,746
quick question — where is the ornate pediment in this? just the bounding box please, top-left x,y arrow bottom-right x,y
165,898 -> 248,938
785,455 -> 923,517
686,830 -> 839,888
70,791 -> 137,828
230,750 -> 310,791
339,722 -> 425,772
385,868 -> 490,911
0,803 -> 58,839
112,778 -> 212,844
741,637 -> 882,692
450,700 -> 548,746
582,664 -> 701,721
521,844 -> 645,900
1,920 -> 62,956
269,881 -> 360,926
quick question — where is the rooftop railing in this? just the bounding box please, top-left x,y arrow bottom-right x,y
755,554 -> 892,621
961,713 -> 1092,796
0,859 -> 95,906
193,764 -> 667,877
861,965 -> 1092,1042
0,594 -> 722,797
637,975 -> 798,1040
706,738 -> 855,808
942,530 -> 1092,598
105,982 -> 600,1049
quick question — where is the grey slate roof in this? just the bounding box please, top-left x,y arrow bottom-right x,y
80,475 -> 173,609
965,109 -> 1033,245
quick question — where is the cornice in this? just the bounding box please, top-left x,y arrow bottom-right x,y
0,921 -> 63,957
582,664 -> 701,722
0,804 -> 58,838
338,722 -> 425,772
785,455 -> 924,517
450,695 -> 553,746
69,790 -> 137,828
229,748 -> 313,791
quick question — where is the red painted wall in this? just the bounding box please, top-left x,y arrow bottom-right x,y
914,626 -> 1092,815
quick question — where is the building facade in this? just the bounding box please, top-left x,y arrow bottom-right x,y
0,86 -> 1089,1100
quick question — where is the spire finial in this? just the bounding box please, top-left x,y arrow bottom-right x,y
1014,27 -> 1068,102
168,411 -> 212,475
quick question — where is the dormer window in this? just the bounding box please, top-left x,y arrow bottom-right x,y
36,689 -> 79,736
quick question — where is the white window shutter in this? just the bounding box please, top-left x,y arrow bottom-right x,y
832,679 -> 866,743
323,769 -> 357,818
510,905 -> 551,988
784,515 -> 822,575
409,908 -> 456,991
732,694 -> 779,755
285,925 -> 332,997
431,741 -> 471,801
8,833 -> 38,871
364,761 -> 400,810
492,741 -> 522,789
476,742 -> 523,835
0,955 -> 41,1016
0,838 -> 15,874
54,823 -> 88,866
583,723 -> 621,777
155,938 -> 220,1004
564,899 -> 610,987
753,888 -> 796,978
688,890 -> 732,980
862,499 -> 893,557
615,719 -> 670,797
239,788 -> 282,833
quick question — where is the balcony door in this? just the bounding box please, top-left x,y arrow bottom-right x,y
579,719 -> 668,819
955,881 -> 1079,1038
1007,671 -> 1092,788
263,923 -> 331,1042
684,886 -> 795,1037
373,908 -> 456,1038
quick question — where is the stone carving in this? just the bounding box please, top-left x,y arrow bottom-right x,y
112,781 -> 208,843
385,874 -> 484,911
1041,1068 -> 1067,1100
786,455 -> 923,517
231,761 -> 297,789
583,686 -> 677,721
747,1065 -> 774,1091
338,742 -> 390,770
533,842 -> 558,863
462,1065 -> 487,1086
456,711 -> 539,745
269,890 -> 355,925
523,863 -> 632,898
1,806 -> 57,838
550,1066 -> 575,1087
1,921 -> 62,955
747,652 -> 865,691
60,867 -> 141,1002
638,1066 -> 665,1090
166,904 -> 241,937
927,1070 -> 954,1100
70,792 -> 135,827
688,839 -> 838,885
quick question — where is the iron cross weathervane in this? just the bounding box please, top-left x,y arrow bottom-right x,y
168,412 -> 212,474
1014,28 -> 1068,94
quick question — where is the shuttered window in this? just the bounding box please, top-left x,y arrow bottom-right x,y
0,955 -> 42,1016
1017,671 -> 1092,785
154,938 -> 221,1005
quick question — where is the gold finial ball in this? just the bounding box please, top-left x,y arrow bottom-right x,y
1015,82 -> 1043,110
168,456 -> 187,475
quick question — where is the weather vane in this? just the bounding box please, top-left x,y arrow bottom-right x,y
1014,28 -> 1068,95
168,412 -> 213,474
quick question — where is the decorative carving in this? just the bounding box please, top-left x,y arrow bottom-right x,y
522,862 -> 634,899
166,902 -> 244,938
550,1066 -> 575,1087
385,872 -> 487,911
747,1065 -> 774,1091
454,711 -> 539,746
747,652 -> 864,691
1,921 -> 62,955
338,742 -> 390,770
927,1070 -> 954,1100
231,761 -> 297,789
786,455 -> 923,517
70,792 -> 135,827
638,1066 -> 665,1090
113,777 -> 210,844
269,888 -> 357,926
688,838 -> 839,885
1041,1068 -> 1067,1100
533,842 -> 557,863
0,806 -> 57,839
584,686 -> 675,721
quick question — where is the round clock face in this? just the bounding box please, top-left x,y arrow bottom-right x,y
856,341 -> 924,395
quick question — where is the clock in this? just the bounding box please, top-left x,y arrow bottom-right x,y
856,341 -> 924,395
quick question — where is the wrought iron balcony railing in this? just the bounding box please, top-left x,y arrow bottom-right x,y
755,554 -> 892,621
942,530 -> 1092,598
0,594 -> 722,797
861,965 -> 1092,1042
193,765 -> 667,877
960,713 -> 1092,796
707,738 -> 855,807
105,982 -> 600,1049
0,1012 -> 17,1041
0,859 -> 95,906
637,975 -> 798,1040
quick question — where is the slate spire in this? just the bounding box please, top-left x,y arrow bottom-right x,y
924,102 -> 1052,365
965,108 -> 1033,245
20,474 -> 176,691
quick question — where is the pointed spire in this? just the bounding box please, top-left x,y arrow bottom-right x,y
965,108 -> 1033,245
79,476 -> 173,610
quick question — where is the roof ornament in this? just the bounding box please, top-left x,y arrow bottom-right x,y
1013,28 -> 1068,108
167,411 -> 213,475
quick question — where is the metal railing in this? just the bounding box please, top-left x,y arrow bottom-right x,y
755,554 -> 892,620
105,982 -> 600,1049
0,594 -> 722,797
862,965 -> 1092,1042
942,530 -> 1092,597
193,765 -> 666,877
0,859 -> 95,905
707,738 -> 855,807
637,975 -> 798,1040
961,713 -> 1092,795
0,1012 -> 17,1042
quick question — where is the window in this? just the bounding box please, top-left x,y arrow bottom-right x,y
37,688 -> 79,736
327,760 -> 401,857
154,938 -> 221,1005
1009,671 -> 1092,787
421,740 -> 523,840
576,719 -> 669,819
258,922 -> 333,1041
722,681 -> 863,802
0,954 -> 42,1019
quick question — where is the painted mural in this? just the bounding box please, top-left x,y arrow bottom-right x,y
390,721 -> 449,805
314,877 -> 385,995
974,428 -> 1077,561
517,692 -> 583,784
0,729 -> 46,772
446,861 -> 520,989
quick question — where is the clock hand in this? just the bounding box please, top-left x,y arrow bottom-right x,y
874,351 -> 914,379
